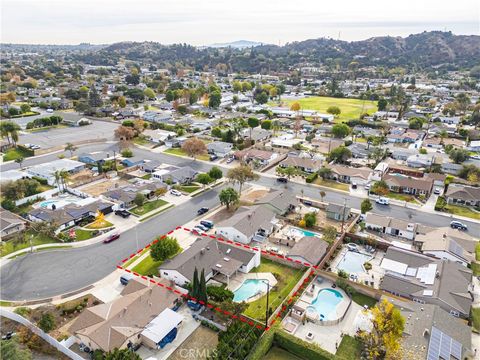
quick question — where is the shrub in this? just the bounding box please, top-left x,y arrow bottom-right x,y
364,262 -> 372,271
14,307 -> 31,317
150,236 -> 180,261
207,285 -> 234,302
304,212 -> 317,228
305,172 -> 318,183
336,278 -> 356,297
38,312 -> 56,332
121,148 -> 133,158
338,269 -> 349,279
435,196 -> 447,211
32,176 -> 48,185
273,330 -> 335,360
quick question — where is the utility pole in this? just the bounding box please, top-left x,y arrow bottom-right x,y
265,280 -> 270,330
341,198 -> 347,233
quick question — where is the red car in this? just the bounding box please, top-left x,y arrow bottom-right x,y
104,233 -> 120,243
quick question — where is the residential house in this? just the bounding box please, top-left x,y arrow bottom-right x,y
159,237 -> 260,287
386,297 -> 472,360
327,164 -> 373,186
288,236 -> 329,266
103,182 -> 166,209
120,156 -> 145,168
0,169 -> 31,183
142,110 -> 173,123
365,213 -> 417,240
142,129 -> 177,144
423,137 -> 443,149
154,166 -> 198,185
279,155 -> 322,174
326,203 -> 351,222
468,140 -> 480,152
0,208 -> 27,239
444,184 -> 480,207
78,152 -> 112,166
380,247 -> 472,318
253,190 -> 297,216
415,227 -> 477,267
433,115 -> 461,125
139,160 -> 162,173
347,143 -> 373,159
425,173 -> 447,188
384,174 -> 434,196
234,149 -> 278,166
27,159 -> 85,186
441,162 -> 463,175
207,141 -> 233,157
390,148 -> 418,161
406,154 -> 434,168
69,277 -> 181,352
240,127 -> 272,142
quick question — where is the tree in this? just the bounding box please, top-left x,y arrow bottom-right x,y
0,339 -> 32,360
331,123 -> 350,138
319,190 -> 326,202
104,348 -> 141,360
227,164 -> 259,194
303,212 -> 317,228
0,120 -> 21,147
182,137 -> 207,160
14,156 -> 24,169
199,269 -> 208,304
290,102 -> 301,112
209,90 -> 221,109
408,117 -> 424,130
118,96 -> 127,108
121,148 -> 133,158
143,87 -> 156,99
20,104 -> 31,113
38,312 -> 55,332
326,106 -> 341,116
323,226 -> 337,244
65,142 -> 77,157
208,166 -> 223,182
247,117 -> 260,140
449,148 -> 469,164
196,173 -> 212,187
150,236 -> 180,262
261,120 -> 272,130
191,267 -> 199,300
254,91 -> 268,104
377,98 -> 388,111
328,146 -> 351,163
359,299 -> 405,360
114,125 -> 135,141
361,199 -> 373,214
88,85 -> 102,108
134,193 -> 145,207
318,167 -> 332,179
219,187 -> 240,209
371,180 -> 389,196
282,166 -> 297,180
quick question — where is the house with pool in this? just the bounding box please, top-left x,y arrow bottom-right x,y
158,237 -> 261,287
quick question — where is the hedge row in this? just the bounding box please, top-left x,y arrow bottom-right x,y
273,330 -> 338,360
306,172 -> 318,183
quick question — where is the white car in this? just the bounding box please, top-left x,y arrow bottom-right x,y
170,189 -> 182,196
375,197 -> 390,205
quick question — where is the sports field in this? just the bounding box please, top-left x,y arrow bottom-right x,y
278,96 -> 377,123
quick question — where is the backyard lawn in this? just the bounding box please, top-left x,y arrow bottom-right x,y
313,178 -> 349,192
243,258 -> 306,320
277,96 -> 378,123
2,146 -> 34,161
444,204 -> 480,220
351,293 -> 377,308
264,346 -> 304,360
336,335 -> 363,360
164,147 -> 209,161
0,231 -> 59,257
472,307 -> 480,332
130,199 -> 169,216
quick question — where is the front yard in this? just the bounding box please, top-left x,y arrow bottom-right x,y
174,184 -> 201,193
131,247 -> 182,276
385,192 -> 418,203
472,307 -> 480,332
243,258 -> 306,320
444,204 -> 480,220
130,198 -> 169,216
0,230 -> 59,257
85,219 -> 114,229
164,147 -> 210,161
2,146 -> 34,161
313,178 -> 349,192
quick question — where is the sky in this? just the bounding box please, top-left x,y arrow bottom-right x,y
1,0 -> 479,45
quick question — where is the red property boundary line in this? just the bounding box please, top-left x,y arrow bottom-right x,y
116,226 -> 318,331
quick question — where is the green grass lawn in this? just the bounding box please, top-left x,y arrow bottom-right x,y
336,335 -> 363,360
174,184 -> 201,193
243,258 -> 306,320
74,229 -> 97,241
0,231 -> 59,257
133,137 -> 150,146
164,147 -> 210,161
123,247 -> 150,268
26,124 -> 68,133
130,199 -> 169,216
132,248 -> 182,276
351,293 -> 377,308
472,307 -> 480,332
471,262 -> 480,276
313,178 -> 349,192
275,96 -> 377,123
476,243 -> 480,261
264,346 -> 304,360
386,192 -> 417,203
2,146 -> 34,161
444,204 -> 480,220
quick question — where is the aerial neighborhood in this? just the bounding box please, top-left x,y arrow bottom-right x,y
0,26 -> 479,360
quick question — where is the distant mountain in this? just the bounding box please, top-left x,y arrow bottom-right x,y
206,40 -> 269,49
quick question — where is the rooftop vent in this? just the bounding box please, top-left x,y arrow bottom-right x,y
215,264 -> 222,268
224,257 -> 230,262
226,249 -> 231,254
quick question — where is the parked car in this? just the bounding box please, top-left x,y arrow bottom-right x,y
194,224 -> 208,232
120,273 -> 133,285
104,233 -> 120,243
115,209 -> 131,218
226,157 -> 234,164
433,188 -> 441,195
276,177 -> 288,183
170,189 -> 182,196
375,197 -> 390,205
200,220 -> 214,229
364,184 -> 371,191
351,182 -> 357,189
197,207 -> 209,215
450,221 -> 468,231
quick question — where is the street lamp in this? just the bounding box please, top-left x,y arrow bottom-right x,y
259,279 -> 270,329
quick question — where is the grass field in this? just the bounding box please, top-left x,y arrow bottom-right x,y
336,335 -> 363,360
2,146 -> 34,161
276,96 -> 377,123
0,231 -> 59,257
74,229 -> 98,241
130,199 -> 169,216
264,346 -> 304,360
351,293 -> 377,308
313,178 -> 349,192
243,258 -> 306,320
164,148 -> 209,161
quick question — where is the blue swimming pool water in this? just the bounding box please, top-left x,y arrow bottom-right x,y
233,279 -> 269,302
307,288 -> 343,320
337,250 -> 371,274
292,227 -> 319,237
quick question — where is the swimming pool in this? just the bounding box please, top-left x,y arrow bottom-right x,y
288,227 -> 320,238
233,279 -> 269,302
306,288 -> 343,321
39,197 -> 80,209
336,250 -> 372,274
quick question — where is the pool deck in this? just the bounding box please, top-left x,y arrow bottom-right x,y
226,272 -> 277,303
330,246 -> 385,289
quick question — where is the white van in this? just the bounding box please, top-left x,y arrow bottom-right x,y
375,197 -> 390,205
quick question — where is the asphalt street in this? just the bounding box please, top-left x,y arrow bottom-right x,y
1,142 -> 479,301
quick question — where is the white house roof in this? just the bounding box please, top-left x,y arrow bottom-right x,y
141,308 -> 183,344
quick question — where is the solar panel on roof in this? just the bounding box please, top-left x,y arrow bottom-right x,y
427,326 -> 463,360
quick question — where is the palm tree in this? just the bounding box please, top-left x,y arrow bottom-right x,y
14,156 -> 24,169
59,169 -> 70,192
65,143 -> 77,157
53,170 -> 62,192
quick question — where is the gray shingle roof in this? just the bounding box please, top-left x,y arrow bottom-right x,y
288,236 -> 328,265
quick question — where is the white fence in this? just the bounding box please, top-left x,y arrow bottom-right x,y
15,188 -> 59,206
0,308 -> 83,360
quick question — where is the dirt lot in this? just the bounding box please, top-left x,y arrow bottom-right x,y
168,325 -> 218,360
81,178 -> 130,197
240,189 -> 269,203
